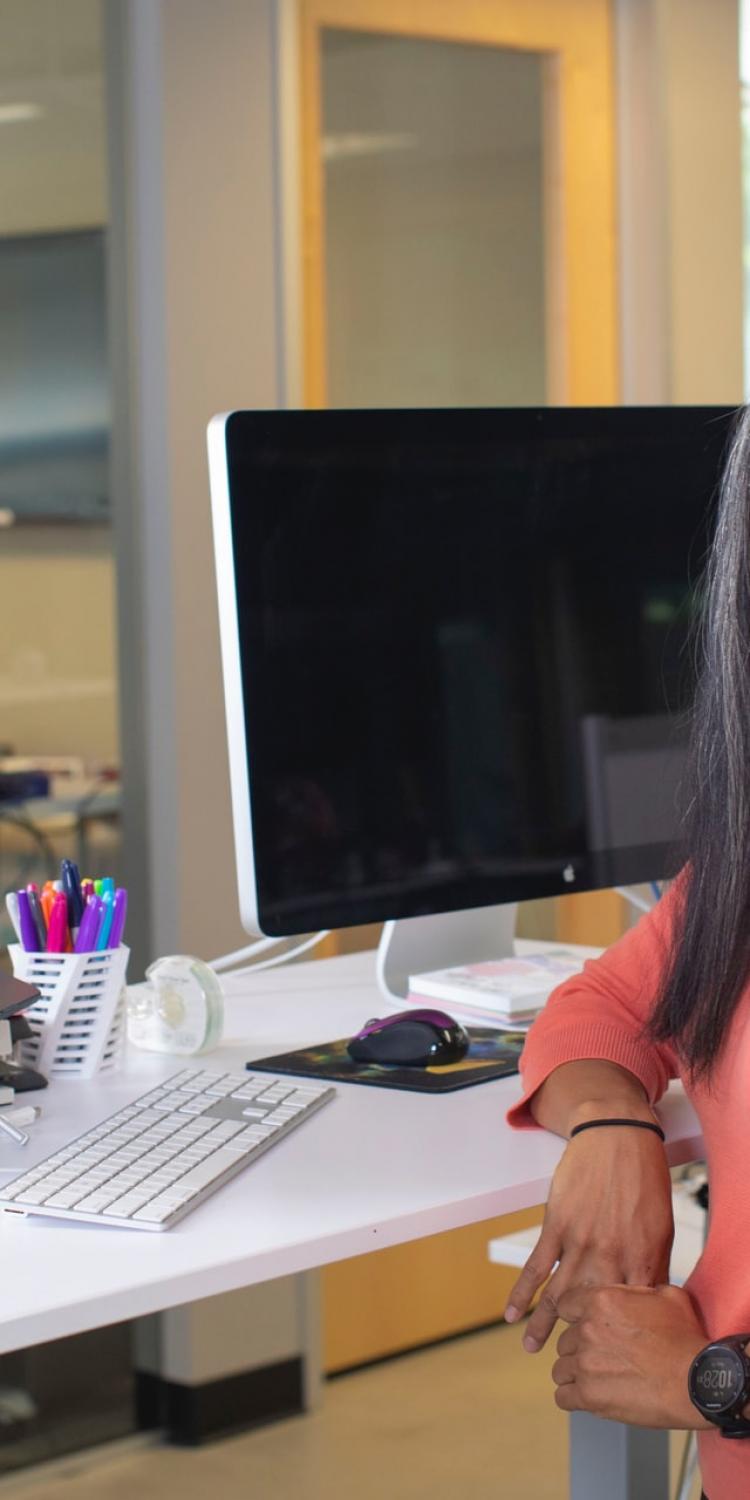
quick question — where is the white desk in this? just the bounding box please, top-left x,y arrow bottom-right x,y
0,950 -> 703,1500
0,950 -> 704,1356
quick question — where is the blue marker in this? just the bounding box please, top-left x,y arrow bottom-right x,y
96,890 -> 115,950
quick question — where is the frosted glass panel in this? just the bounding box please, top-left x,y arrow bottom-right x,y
322,30 -> 547,407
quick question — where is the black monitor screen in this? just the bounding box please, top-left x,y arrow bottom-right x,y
221,406 -> 735,934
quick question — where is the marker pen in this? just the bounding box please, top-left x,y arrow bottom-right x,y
4,893 -> 22,944
108,888 -> 128,949
61,861 -> 83,931
46,893 -> 69,954
17,892 -> 40,953
74,895 -> 101,953
96,891 -> 115,950
25,889 -> 47,949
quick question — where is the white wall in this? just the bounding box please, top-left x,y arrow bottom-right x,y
663,0 -> 744,403
106,0 -> 283,966
108,1 -> 319,1403
616,0 -> 744,404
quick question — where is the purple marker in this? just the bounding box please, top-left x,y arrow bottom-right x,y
16,890 -> 41,953
108,888 -> 128,949
74,895 -> 102,953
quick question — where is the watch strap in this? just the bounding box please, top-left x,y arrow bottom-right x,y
720,1419 -> 750,1439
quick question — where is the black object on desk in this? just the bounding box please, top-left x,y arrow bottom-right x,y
0,1057 -> 47,1092
347,1008 -> 470,1067
0,970 -> 40,1018
0,974 -> 47,1091
248,1027 -> 524,1093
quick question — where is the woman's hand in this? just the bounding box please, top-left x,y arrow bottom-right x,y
504,1119 -> 674,1352
551,1283 -> 710,1428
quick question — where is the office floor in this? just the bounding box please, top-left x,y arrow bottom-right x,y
0,1322 -> 701,1500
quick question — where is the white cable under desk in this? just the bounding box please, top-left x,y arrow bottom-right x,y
0,949 -> 703,1357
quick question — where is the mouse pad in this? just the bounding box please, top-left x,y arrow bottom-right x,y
247,1028 -> 524,1093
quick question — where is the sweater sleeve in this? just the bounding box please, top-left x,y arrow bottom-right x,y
506,881 -> 683,1130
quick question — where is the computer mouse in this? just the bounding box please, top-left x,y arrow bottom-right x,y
346,1009 -> 470,1067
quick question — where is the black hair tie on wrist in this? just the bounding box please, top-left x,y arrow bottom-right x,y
569,1117 -> 665,1142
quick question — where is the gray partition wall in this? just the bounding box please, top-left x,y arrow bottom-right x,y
104,0 -> 319,1439
105,0 -> 287,973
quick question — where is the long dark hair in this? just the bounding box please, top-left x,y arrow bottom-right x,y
649,406 -> 750,1076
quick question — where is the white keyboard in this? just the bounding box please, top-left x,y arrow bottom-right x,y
0,1068 -> 335,1231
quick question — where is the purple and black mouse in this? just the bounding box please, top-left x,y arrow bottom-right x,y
346,1008 -> 470,1068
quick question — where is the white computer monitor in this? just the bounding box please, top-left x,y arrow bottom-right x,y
207,405 -> 733,948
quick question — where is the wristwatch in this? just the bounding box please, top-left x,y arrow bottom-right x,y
688,1337 -> 750,1437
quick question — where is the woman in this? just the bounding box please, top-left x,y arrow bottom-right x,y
504,405 -> 750,1500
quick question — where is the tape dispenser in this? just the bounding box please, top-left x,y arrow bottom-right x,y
126,954 -> 224,1056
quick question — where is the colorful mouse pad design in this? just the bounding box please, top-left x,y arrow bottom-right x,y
248,1027 -> 524,1093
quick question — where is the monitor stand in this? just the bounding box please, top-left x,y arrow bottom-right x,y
375,903 -> 518,1006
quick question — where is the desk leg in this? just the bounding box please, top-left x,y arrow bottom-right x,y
133,1273 -> 321,1443
570,1413 -> 670,1500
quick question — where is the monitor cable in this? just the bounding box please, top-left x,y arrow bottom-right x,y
209,929 -> 332,977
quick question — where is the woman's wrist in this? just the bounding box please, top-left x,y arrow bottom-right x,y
567,1096 -> 661,1136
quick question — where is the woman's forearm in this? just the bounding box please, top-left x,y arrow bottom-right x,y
529,1059 -> 660,1138
507,1058 -> 673,1348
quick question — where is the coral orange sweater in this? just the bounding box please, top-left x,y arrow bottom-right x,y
506,882 -> 750,1499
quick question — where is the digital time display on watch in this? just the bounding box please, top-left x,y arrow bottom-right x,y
693,1353 -> 744,1409
689,1339 -> 750,1432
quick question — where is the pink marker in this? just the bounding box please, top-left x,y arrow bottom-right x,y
46,893 -> 69,953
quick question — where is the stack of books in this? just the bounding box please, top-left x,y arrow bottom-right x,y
407,951 -> 586,1031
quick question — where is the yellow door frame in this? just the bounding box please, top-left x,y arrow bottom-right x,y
301,0 -> 623,955
299,0 -> 619,412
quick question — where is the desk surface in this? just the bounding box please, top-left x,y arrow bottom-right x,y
0,950 -> 704,1354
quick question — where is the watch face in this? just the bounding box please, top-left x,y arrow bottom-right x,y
691,1348 -> 746,1414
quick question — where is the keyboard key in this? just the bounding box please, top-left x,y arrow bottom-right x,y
107,1189 -> 160,1216
232,1127 -> 274,1147
74,1195 -> 114,1213
15,1185 -> 58,1206
45,1187 -> 91,1209
162,1146 -> 246,1193
131,1198 -> 182,1224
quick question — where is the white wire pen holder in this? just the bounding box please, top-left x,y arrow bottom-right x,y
9,944 -> 129,1079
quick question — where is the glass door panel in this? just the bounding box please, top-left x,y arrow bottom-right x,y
321,30 -> 547,407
